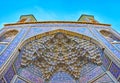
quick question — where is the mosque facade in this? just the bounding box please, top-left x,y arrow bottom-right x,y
0,14 -> 120,83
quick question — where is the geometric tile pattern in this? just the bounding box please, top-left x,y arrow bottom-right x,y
0,44 -> 6,54
79,66 -> 104,83
19,68 -> 44,83
14,53 -> 22,73
24,26 -> 95,41
92,74 -> 114,83
101,54 -> 111,70
0,28 -> 27,67
91,28 -> 120,59
113,43 -> 120,51
50,72 -> 75,83
4,66 -> 15,83
80,63 -> 97,77
14,77 -> 27,83
110,62 -> 120,79
21,32 -> 102,80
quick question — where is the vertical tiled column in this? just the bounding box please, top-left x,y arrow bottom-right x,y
0,28 -> 28,75
4,66 -> 15,83
89,27 -> 120,82
90,27 -> 120,59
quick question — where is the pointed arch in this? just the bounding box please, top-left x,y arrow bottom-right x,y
17,29 -> 104,80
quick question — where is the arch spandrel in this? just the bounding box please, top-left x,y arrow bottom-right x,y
0,29 -> 19,54
19,30 -> 103,81
100,30 -> 120,42
0,30 -> 18,42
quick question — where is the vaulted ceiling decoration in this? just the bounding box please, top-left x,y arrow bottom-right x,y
21,32 -> 102,80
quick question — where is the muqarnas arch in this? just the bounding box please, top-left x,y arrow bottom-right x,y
0,14 -> 120,83
15,30 -> 104,83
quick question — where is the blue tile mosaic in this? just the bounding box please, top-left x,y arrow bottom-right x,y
91,28 -> 120,59
79,66 -> 104,83
19,68 -> 44,83
24,27 -> 95,41
14,77 -> 26,83
110,62 -> 120,79
113,43 -> 120,51
102,54 -> 111,70
50,72 -> 75,83
0,28 -> 28,67
0,44 -> 6,54
14,53 -> 22,72
25,23 -> 87,28
0,78 -> 5,83
25,28 -> 43,39
4,66 -> 15,83
0,29 -> 5,35
93,74 -> 114,83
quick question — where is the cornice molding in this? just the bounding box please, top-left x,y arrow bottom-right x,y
4,21 -> 111,26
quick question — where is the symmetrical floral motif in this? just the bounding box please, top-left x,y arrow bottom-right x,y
110,62 -> 120,79
21,32 -> 102,80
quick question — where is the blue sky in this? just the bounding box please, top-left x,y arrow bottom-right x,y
0,0 -> 120,32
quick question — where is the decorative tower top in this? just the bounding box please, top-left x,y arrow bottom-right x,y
77,14 -> 98,23
18,14 -> 37,23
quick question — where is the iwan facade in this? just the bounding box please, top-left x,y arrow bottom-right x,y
0,14 -> 120,83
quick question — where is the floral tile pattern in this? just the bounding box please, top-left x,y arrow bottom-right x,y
110,62 -> 120,79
